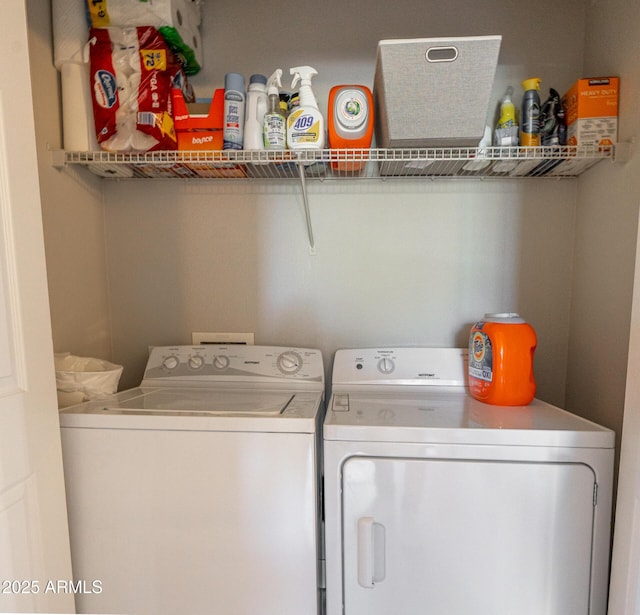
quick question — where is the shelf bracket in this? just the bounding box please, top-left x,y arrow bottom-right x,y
614,141 -> 634,164
297,161 -> 316,253
50,147 -> 67,169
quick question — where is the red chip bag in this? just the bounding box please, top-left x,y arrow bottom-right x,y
89,26 -> 181,152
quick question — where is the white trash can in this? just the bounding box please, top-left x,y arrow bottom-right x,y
55,353 -> 123,408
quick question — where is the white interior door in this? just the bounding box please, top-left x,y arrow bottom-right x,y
0,1 -> 73,612
342,456 -> 596,615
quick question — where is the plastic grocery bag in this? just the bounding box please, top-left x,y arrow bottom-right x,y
55,353 -> 123,407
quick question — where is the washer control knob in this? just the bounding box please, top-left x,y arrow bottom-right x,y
188,355 -> 205,370
277,351 -> 303,374
213,355 -> 230,370
162,355 -> 179,371
377,357 -> 395,374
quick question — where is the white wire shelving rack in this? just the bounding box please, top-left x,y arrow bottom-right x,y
57,145 -> 614,180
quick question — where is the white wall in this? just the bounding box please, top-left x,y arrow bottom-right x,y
576,0 -> 640,612
29,0 -> 594,405
565,0 -> 640,443
27,0 -> 112,361
104,178 -> 577,396
101,0 -> 587,395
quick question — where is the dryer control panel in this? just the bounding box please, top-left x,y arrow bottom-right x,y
141,345 -> 324,386
332,347 -> 468,388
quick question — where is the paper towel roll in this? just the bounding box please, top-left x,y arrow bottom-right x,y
92,0 -> 201,30
52,0 -> 89,68
180,23 -> 203,69
88,0 -> 202,70
61,62 -> 99,151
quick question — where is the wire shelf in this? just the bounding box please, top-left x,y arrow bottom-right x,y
61,146 -> 613,180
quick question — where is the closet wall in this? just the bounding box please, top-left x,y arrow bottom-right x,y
27,0 -> 638,435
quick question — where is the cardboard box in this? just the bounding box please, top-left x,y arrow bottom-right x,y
373,36 -> 501,148
172,88 -> 224,150
562,77 -> 619,150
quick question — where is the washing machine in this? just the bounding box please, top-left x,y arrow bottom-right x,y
59,344 -> 324,615
323,347 -> 614,615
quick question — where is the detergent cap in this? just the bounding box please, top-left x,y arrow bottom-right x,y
290,66 -> 319,108
248,73 -> 267,91
266,69 -> 283,97
483,312 -> 527,323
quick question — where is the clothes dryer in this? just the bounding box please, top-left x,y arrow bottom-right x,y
60,345 -> 324,615
323,347 -> 614,615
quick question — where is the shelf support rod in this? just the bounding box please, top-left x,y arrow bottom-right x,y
297,162 -> 315,251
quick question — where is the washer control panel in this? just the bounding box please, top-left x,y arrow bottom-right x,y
142,345 -> 324,384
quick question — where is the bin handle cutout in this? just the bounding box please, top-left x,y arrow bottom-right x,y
425,45 -> 459,63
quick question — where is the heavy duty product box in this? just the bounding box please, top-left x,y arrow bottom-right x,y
562,77 -> 619,150
373,36 -> 502,148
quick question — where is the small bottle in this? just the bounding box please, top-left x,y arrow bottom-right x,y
520,77 -> 541,147
244,74 -> 268,150
263,69 -> 287,150
223,72 -> 245,150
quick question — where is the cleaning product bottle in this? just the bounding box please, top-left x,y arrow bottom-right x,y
263,69 -> 287,150
520,78 -> 541,147
493,86 -> 518,146
243,74 -> 268,150
287,66 -> 325,149
223,72 -> 245,150
328,85 -> 374,171
468,313 -> 537,406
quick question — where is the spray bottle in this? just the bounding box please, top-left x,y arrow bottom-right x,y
243,74 -> 268,150
287,66 -> 325,149
493,86 -> 518,146
263,69 -> 287,150
520,77 -> 541,147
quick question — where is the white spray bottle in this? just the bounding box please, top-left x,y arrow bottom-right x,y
263,69 -> 286,150
287,66 -> 325,149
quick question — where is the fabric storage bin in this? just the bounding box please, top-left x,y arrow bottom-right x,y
373,35 -> 502,148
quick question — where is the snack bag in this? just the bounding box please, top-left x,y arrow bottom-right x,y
89,26 -> 182,152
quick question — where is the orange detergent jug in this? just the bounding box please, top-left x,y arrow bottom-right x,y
468,313 -> 537,406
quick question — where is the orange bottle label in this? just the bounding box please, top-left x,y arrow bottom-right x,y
468,317 -> 537,406
469,330 -> 493,397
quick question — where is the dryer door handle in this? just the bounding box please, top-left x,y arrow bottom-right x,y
357,516 -> 386,588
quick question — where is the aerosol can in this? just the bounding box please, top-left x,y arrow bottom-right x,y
520,77 -> 541,147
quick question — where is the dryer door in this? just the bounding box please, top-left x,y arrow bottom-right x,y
342,456 -> 596,615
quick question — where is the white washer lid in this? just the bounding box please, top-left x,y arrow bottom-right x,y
324,388 -> 615,448
115,388 -> 293,415
59,387 -> 322,433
